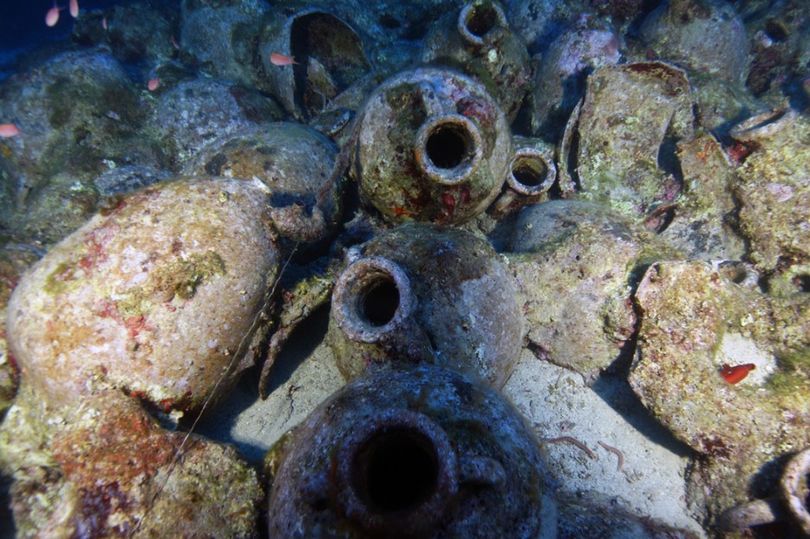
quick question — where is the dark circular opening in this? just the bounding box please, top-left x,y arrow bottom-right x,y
352,428 -> 439,513
360,277 -> 400,326
466,4 -> 498,37
764,20 -> 788,42
426,124 -> 469,169
512,156 -> 548,187
719,263 -> 749,284
792,274 -> 810,293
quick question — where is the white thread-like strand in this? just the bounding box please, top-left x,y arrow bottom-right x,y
129,242 -> 299,537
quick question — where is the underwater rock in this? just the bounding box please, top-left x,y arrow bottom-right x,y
742,2 -> 810,106
281,0 -> 470,80
182,122 -> 341,243
530,22 -> 622,138
659,133 -> 745,261
507,200 -> 672,379
421,0 -> 532,122
13,172 -> 100,246
0,244 -> 41,415
687,73 -> 764,135
7,178 -> 280,412
0,387 -> 262,538
352,67 -> 512,224
145,77 -> 283,169
96,4 -> 176,64
718,446 -> 810,535
503,0 -> 582,52
767,261 -> 810,299
265,363 -> 556,538
0,49 -> 147,178
628,260 -> 810,525
180,0 -> 265,89
328,223 -> 524,388
630,0 -> 760,133
0,155 -> 18,234
640,0 -> 749,85
93,164 -> 172,198
558,62 -> 695,222
557,494 -> 700,538
258,7 -> 372,119
0,49 -> 183,244
1,0 -> 807,536
0,49 -> 160,244
587,0 -> 646,30
729,109 -> 810,275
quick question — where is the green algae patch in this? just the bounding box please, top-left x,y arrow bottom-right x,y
768,348 -> 810,410
45,241 -> 227,307
562,62 -> 694,222
44,261 -> 77,296
629,260 -> 810,524
115,287 -> 152,318
152,251 -> 227,301
732,110 -> 810,272
263,427 -> 296,484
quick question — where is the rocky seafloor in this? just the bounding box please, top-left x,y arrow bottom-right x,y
0,0 -> 808,537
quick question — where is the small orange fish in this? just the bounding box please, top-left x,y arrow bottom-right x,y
147,78 -> 160,92
270,52 -> 297,66
69,0 -> 79,18
720,363 -> 756,384
0,123 -> 20,138
45,3 -> 62,27
101,16 -> 108,30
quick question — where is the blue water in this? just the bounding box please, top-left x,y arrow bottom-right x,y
0,1 -> 168,80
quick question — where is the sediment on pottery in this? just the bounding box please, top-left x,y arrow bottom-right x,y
658,133 -> 746,260
557,61 -> 695,222
182,122 -> 342,243
6,178 -> 280,412
266,363 -> 556,538
421,0 -> 532,122
352,67 -> 511,224
145,77 -> 283,170
628,260 -> 810,525
0,245 -> 41,414
489,135 -> 557,218
72,3 -> 177,67
506,200 -> 669,379
530,24 -> 622,139
728,109 -> 810,274
328,223 -> 524,388
0,49 -> 161,245
179,0 -> 265,90
640,0 -> 749,85
0,388 -> 263,538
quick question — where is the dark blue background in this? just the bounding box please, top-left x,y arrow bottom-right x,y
1,1 -> 131,49
0,1 -> 152,79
